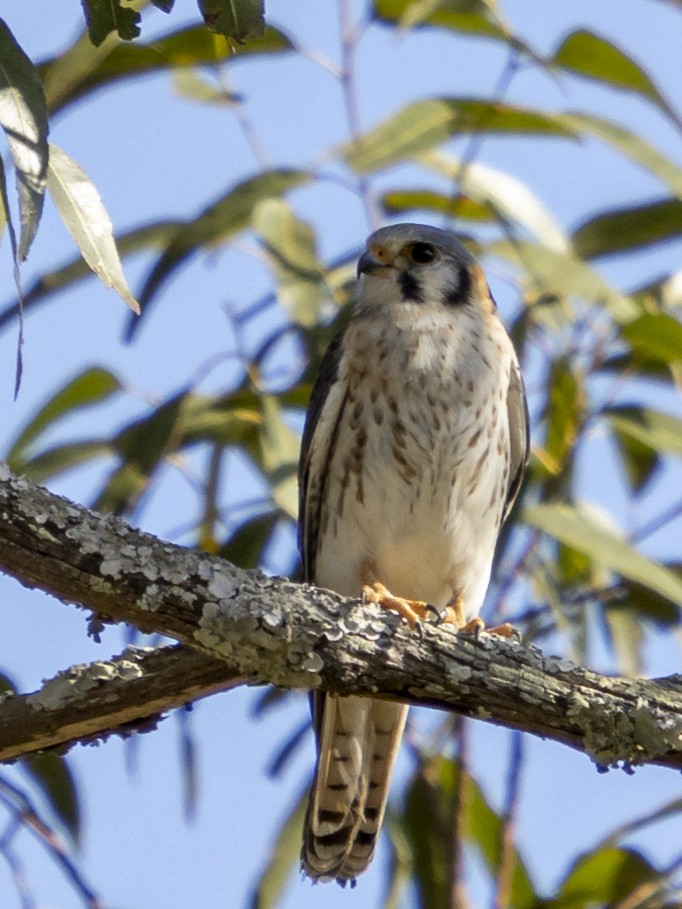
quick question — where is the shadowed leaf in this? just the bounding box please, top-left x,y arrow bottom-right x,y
81,0 -> 141,45
0,18 -> 48,259
22,753 -> 81,845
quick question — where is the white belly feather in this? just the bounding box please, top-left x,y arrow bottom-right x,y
314,301 -> 512,619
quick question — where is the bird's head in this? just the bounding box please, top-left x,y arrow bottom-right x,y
356,223 -> 493,313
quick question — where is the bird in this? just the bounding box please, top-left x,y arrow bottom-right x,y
298,222 -> 529,885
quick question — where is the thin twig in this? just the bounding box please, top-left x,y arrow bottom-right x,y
338,0 -> 381,230
492,733 -> 525,909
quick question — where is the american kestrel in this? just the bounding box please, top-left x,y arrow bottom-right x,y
298,223 -> 529,885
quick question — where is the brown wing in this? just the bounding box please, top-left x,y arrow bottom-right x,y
502,357 -> 530,522
298,328 -> 348,582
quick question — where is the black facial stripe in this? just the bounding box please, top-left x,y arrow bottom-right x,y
443,265 -> 472,306
398,270 -> 424,304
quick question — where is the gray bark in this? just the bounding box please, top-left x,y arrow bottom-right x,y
1,464 -> 682,770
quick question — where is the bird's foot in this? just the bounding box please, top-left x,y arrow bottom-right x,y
362,582 -> 434,629
443,598 -> 518,639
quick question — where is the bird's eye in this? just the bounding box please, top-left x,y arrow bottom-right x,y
409,242 -> 436,264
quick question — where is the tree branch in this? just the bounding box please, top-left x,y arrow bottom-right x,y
2,464 -> 682,770
0,644 -> 245,762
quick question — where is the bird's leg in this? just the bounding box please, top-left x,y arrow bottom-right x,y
362,582 -> 433,629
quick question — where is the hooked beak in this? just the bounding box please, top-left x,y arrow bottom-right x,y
357,246 -> 392,278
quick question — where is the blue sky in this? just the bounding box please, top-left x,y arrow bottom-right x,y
1,2 -> 682,908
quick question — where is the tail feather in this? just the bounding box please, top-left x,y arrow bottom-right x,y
302,694 -> 407,884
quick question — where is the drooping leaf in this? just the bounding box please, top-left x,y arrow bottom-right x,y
40,24 -> 292,115
403,756 -> 537,909
621,313 -> 682,365
10,440 -> 115,484
22,752 -> 81,845
538,357 -> 584,495
554,29 -> 681,128
253,199 -> 326,327
573,197 -> 682,259
558,112 -> 682,198
80,0 -> 141,45
610,423 -> 660,494
198,0 -> 265,42
259,396 -> 300,519
419,150 -> 569,251
46,145 -> 140,313
132,169 -> 309,334
0,18 -> 49,260
345,99 -> 578,174
488,239 -> 638,322
7,366 -> 121,465
219,512 -> 280,569
607,405 -> 682,459
525,502 -> 682,607
249,786 -> 307,909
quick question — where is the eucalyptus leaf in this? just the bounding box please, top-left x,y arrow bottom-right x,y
554,29 -> 681,128
0,18 -> 49,260
46,145 -> 140,313
133,169 -> 309,333
573,197 -> 682,259
525,502 -> 682,607
345,99 -> 578,174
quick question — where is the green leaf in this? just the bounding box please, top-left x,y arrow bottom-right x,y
80,0 -> 141,45
382,188 -> 493,222
525,502 -> 682,607
539,358 -> 584,495
219,512 -> 279,569
40,25 -> 292,115
622,313 -> 682,365
10,440 -> 114,484
419,150 -> 569,250
259,396 -> 300,519
573,197 -> 682,259
198,0 -> 265,42
7,366 -> 121,464
554,30 -> 681,128
610,423 -> 660,494
345,99 -> 578,174
249,787 -> 307,909
403,757 -> 537,909
488,239 -> 638,322
22,752 -> 81,844
173,69 -> 241,105
607,405 -> 682,459
602,603 -> 644,676
552,846 -> 656,908
558,112 -> 682,198
253,199 -> 326,327
0,18 -> 49,260
46,145 -> 140,313
134,169 -> 309,327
